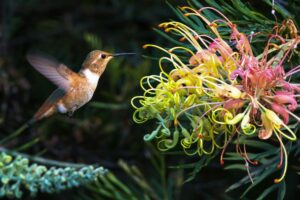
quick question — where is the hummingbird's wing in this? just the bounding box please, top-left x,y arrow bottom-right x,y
27,53 -> 76,92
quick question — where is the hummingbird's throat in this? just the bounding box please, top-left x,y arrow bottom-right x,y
82,69 -> 100,88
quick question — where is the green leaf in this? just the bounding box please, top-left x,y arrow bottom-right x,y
224,164 -> 246,171
204,0 -> 224,12
238,140 -> 277,151
257,184 -> 279,200
89,102 -> 128,110
262,0 -> 293,18
277,181 -> 286,200
153,28 -> 183,46
230,0 -> 270,23
106,173 -> 133,196
240,167 -> 277,198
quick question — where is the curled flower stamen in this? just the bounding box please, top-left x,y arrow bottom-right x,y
273,131 -> 288,183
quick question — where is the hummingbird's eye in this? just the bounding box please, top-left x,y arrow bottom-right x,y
100,54 -> 107,59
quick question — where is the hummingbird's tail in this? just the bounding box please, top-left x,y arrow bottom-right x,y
32,104 -> 56,123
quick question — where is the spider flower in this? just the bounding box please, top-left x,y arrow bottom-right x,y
132,6 -> 300,183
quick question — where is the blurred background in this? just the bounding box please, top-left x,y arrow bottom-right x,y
0,0 -> 174,163
0,0 -> 299,199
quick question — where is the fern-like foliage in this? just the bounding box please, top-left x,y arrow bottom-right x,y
224,137 -> 293,199
80,144 -> 183,200
0,152 -> 108,199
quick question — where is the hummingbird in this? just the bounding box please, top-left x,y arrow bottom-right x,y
27,50 -> 135,124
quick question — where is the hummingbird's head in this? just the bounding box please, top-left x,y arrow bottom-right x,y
81,50 -> 136,76
82,50 -> 113,75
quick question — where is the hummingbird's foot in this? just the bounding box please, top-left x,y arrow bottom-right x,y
67,111 -> 74,117
67,105 -> 78,117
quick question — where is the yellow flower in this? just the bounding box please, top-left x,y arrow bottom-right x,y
241,109 -> 256,135
259,108 -> 296,141
259,111 -> 274,139
216,84 -> 242,99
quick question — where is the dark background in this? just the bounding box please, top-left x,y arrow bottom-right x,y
0,0 -> 176,163
0,0 -> 299,199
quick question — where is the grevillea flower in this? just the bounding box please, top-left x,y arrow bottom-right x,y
131,6 -> 300,183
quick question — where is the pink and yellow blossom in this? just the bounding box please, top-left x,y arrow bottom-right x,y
132,6 -> 300,183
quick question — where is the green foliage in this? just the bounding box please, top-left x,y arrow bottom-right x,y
83,162 -> 158,200
0,152 -> 107,199
224,139 -> 300,199
81,144 -> 183,200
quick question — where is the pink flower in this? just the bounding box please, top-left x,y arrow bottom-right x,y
209,38 -> 233,60
271,103 -> 289,124
224,99 -> 245,110
273,93 -> 298,111
230,69 -> 244,80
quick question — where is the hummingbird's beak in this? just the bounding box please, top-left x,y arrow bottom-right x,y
112,52 -> 136,57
